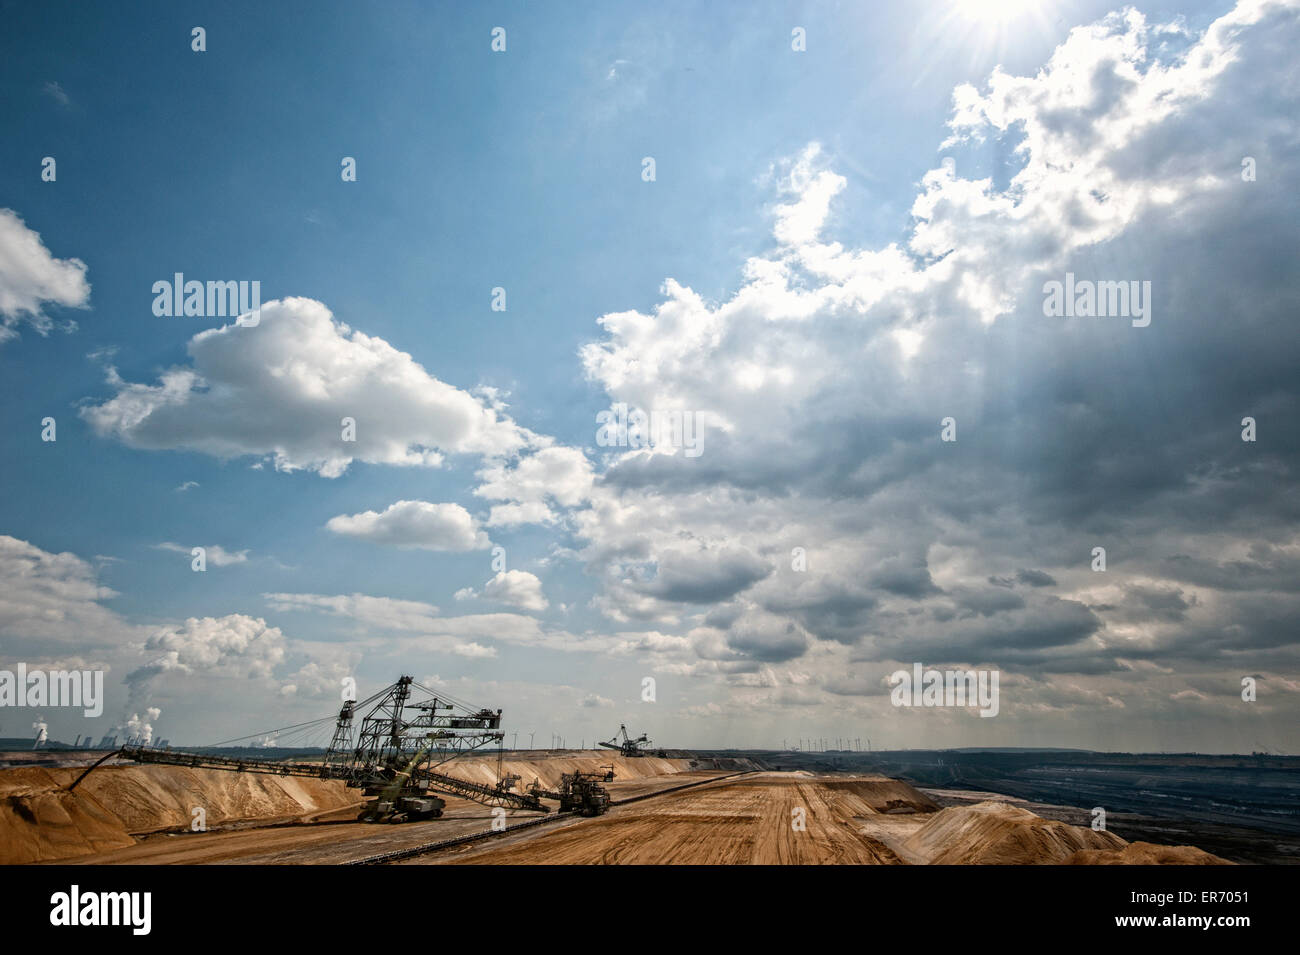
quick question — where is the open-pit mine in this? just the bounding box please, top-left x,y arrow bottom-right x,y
2,752 -> 1233,866
0,676 -> 1234,865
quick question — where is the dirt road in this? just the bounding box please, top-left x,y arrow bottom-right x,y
419,773 -> 930,865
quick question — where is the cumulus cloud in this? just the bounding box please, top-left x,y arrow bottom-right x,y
277,657 -> 358,698
16,0 -> 1300,751
325,500 -> 489,551
122,613 -> 292,715
553,0 -> 1300,745
481,570 -> 549,612
0,209 -> 90,342
0,535 -> 131,654
722,611 -> 812,663
631,546 -> 770,604
80,297 -> 534,476
772,143 -> 846,247
0,537 -> 371,743
127,614 -> 286,680
475,446 -> 594,526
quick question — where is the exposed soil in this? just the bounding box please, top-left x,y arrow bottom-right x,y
0,753 -> 1232,865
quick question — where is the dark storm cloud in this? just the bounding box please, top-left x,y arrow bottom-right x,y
1160,548 -> 1300,593
868,554 -> 941,598
724,614 -> 810,663
863,597 -> 1104,661
632,546 -> 770,604
1016,569 -> 1057,587
950,586 -> 1027,616
760,576 -> 879,643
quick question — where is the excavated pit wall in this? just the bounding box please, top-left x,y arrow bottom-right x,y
0,751 -> 758,864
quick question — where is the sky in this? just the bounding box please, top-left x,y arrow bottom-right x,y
1,0 -> 1297,753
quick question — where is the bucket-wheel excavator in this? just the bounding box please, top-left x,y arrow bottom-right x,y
85,676 -> 552,823
599,723 -> 662,757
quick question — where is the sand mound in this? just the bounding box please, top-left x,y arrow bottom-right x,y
1064,841 -> 1233,865
2,757 -> 1233,866
0,751 -> 750,864
0,764 -> 357,864
816,776 -> 940,815
903,800 -> 1126,865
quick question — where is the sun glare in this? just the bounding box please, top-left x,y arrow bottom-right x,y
955,0 -> 1041,23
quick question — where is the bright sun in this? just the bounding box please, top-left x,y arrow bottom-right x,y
915,1 -> 1058,85
955,0 -> 1041,24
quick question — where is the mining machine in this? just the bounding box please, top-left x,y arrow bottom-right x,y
96,676 -> 549,823
599,723 -> 653,757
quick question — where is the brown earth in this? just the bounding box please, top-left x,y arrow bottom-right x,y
0,763 -> 359,864
0,754 -> 1232,865
0,751 -> 751,864
426,773 -> 939,865
1064,841 -> 1234,865
860,798 -> 1233,865
901,800 -> 1127,864
426,778 -> 1231,866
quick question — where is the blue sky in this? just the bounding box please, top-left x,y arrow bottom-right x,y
1,0 -> 1297,753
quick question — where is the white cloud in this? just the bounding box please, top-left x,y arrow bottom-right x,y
0,209 -> 90,342
15,0 -> 1299,751
80,297 -> 535,476
0,538 -> 378,743
325,500 -> 489,551
266,591 -> 442,629
485,500 -> 558,528
475,446 -> 594,526
125,614 -> 288,705
263,591 -> 663,657
450,642 -> 498,658
554,0 -> 1300,752
42,81 -> 70,107
772,143 -> 846,246
277,656 -> 358,698
0,535 -> 131,654
481,570 -> 549,612
154,542 -> 249,566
